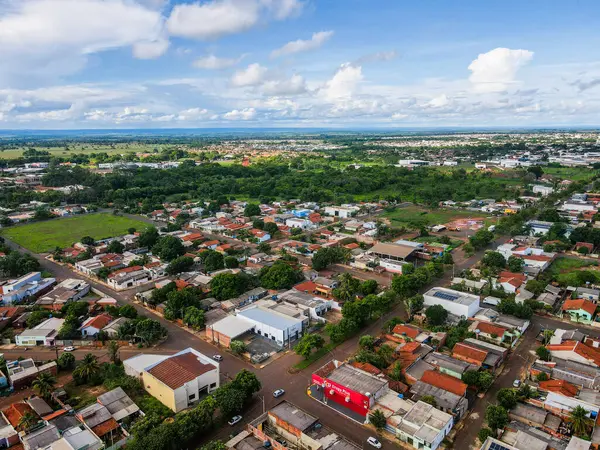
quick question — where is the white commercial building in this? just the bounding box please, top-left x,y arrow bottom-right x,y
323,206 -> 359,219
237,305 -> 304,346
423,287 -> 480,318
0,272 -> 55,305
16,318 -> 65,346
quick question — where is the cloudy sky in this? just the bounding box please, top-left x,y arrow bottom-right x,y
1,0 -> 600,129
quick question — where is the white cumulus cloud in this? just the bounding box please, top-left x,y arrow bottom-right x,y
468,47 -> 534,93
261,74 -> 307,95
231,63 -> 269,87
223,107 -> 256,120
0,0 -> 169,80
322,63 -> 363,101
271,30 -> 333,58
167,0 -> 304,40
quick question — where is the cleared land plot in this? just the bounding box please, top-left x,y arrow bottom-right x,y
2,213 -> 147,253
547,257 -> 598,276
382,206 -> 483,228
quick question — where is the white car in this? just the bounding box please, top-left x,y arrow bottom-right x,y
513,379 -> 521,388
273,389 -> 285,398
213,355 -> 224,362
367,437 -> 382,449
63,346 -> 76,352
228,415 -> 242,426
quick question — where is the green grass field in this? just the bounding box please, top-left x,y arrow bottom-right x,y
382,205 -> 484,228
1,213 -> 148,253
0,143 -> 172,160
543,166 -> 595,181
547,257 -> 598,276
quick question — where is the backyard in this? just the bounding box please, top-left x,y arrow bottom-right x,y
1,213 -> 147,253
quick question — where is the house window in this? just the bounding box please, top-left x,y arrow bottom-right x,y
188,394 -> 196,401
210,383 -> 217,389
272,336 -> 276,341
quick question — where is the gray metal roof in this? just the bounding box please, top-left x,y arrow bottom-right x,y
327,364 -> 387,395
21,424 -> 60,449
269,401 -> 318,432
510,403 -> 547,425
97,387 -> 139,421
238,306 -> 303,330
424,352 -> 472,375
77,403 -> 112,428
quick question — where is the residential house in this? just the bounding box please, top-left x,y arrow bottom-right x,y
546,340 -> 600,368
103,317 -> 128,338
423,352 -> 475,380
80,314 -> 113,337
36,278 -> 90,310
496,271 -> 528,294
97,387 -> 141,423
137,348 -> 220,412
469,321 -> 513,346
409,379 -> 468,419
393,401 -> 453,450
107,267 -> 150,290
562,299 -> 597,324
573,287 -> 600,302
5,359 -> 57,389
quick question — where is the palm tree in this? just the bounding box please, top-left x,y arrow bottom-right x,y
570,406 -> 593,437
18,412 -> 38,431
32,372 -> 56,399
73,353 -> 100,382
543,329 -> 555,345
107,340 -> 119,364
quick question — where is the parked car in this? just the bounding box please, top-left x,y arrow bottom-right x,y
213,355 -> 224,362
63,346 -> 76,352
228,415 -> 242,426
273,389 -> 285,398
367,437 -> 382,449
513,379 -> 521,388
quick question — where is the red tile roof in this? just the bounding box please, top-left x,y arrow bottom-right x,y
538,379 -> 579,397
82,314 -> 112,330
562,299 -> 597,316
475,321 -> 508,337
147,352 -> 215,389
345,243 -> 360,250
453,343 -> 487,364
547,340 -> 600,367
350,361 -> 382,375
182,233 -> 203,242
399,341 -> 421,354
91,418 -> 119,437
108,266 -> 142,278
420,370 -> 467,396
392,324 -> 420,339
203,240 -> 219,247
294,281 -> 318,293
522,254 -> 552,262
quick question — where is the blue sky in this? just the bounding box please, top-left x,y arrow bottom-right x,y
1,0 -> 600,129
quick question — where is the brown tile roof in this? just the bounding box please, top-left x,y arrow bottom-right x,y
147,352 -> 215,389
562,299 -> 597,316
392,324 -> 420,339
420,370 -> 467,396
453,342 -> 487,364
82,314 -> 112,330
91,418 -> 119,437
475,321 -> 508,337
539,379 -> 579,397
350,361 -> 382,375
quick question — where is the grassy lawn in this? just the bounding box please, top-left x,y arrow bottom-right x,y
1,213 -> 147,253
547,257 -> 598,276
382,205 -> 483,228
293,342 -> 340,371
543,166 -> 596,181
0,143 -> 172,160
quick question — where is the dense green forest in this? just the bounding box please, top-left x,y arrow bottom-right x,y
0,160 -> 523,209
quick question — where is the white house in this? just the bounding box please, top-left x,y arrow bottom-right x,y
396,401 -> 454,450
102,317 -> 129,338
532,185 -> 555,196
285,218 -> 313,229
423,287 -> 480,318
79,314 -> 113,337
107,269 -> 150,291
135,348 -> 220,412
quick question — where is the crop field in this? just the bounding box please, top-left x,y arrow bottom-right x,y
1,213 -> 147,253
382,205 -> 483,228
0,143 -> 173,160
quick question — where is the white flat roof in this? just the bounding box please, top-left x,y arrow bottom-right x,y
210,315 -> 254,338
123,354 -> 169,374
